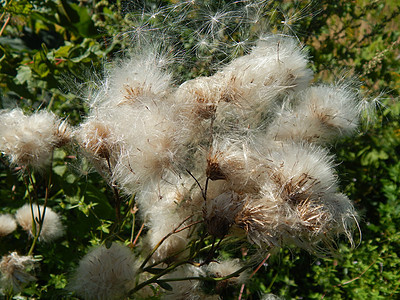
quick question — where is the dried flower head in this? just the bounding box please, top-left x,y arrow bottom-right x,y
206,258 -> 249,286
0,214 -> 17,237
69,243 -> 139,300
204,191 -> 244,238
15,204 -> 64,242
269,84 -> 361,144
77,118 -> 117,159
55,119 -> 73,147
140,175 -> 199,262
207,139 -> 266,193
0,252 -> 38,294
215,35 -> 313,127
266,143 -> 338,203
0,109 -> 69,169
106,50 -> 173,107
233,142 -> 358,252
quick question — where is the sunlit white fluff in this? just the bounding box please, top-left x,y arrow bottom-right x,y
268,84 -> 361,143
99,50 -> 173,108
110,101 -> 190,194
140,173 -> 200,262
206,138 -> 266,194
161,264 -> 215,300
76,116 -> 120,160
69,243 -> 139,300
0,214 -> 17,237
206,258 -> 249,285
172,75 -> 222,147
0,109 -> 70,169
215,35 -> 313,127
265,143 -> 338,200
172,35 -> 313,136
15,204 -> 64,242
234,143 -> 345,251
300,84 -> 361,135
322,192 -> 358,246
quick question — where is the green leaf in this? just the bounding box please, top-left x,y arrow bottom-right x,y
156,281 -> 173,291
3,0 -> 33,15
145,267 -> 165,275
57,0 -> 98,38
15,65 -> 32,85
53,165 -> 67,177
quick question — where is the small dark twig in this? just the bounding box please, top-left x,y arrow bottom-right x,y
186,169 -> 207,201
139,215 -> 196,270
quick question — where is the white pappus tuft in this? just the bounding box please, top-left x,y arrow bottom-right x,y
0,214 -> 17,237
0,252 -> 38,294
15,204 -> 64,242
0,109 -> 71,169
68,242 -> 139,300
268,84 -> 362,144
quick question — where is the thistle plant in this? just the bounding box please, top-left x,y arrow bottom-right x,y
0,1 -> 379,299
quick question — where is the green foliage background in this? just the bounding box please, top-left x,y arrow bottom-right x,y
0,0 -> 399,299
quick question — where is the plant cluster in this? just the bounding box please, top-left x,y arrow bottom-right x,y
0,0 -> 399,299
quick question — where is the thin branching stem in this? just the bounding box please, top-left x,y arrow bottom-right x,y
27,152 -> 53,256
130,260 -> 190,294
139,215 -> 196,270
186,169 -> 207,200
157,264 -> 251,284
132,222 -> 145,247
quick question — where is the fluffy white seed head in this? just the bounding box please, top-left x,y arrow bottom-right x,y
89,46 -> 173,110
301,85 -> 361,135
140,174 -> 199,262
265,143 -> 338,202
322,193 -> 358,247
15,204 -> 64,242
206,259 -> 249,285
77,117 -> 119,160
268,84 -> 361,144
108,100 -> 192,194
173,35 -> 313,134
235,194 -> 283,248
0,109 -> 70,169
0,252 -> 38,294
206,139 -> 266,194
216,35 -> 313,127
234,143 -> 354,251
69,243 -> 139,300
0,214 -> 17,237
174,76 -> 220,122
235,145 -> 357,252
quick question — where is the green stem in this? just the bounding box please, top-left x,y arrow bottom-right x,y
156,264 -> 251,283
130,260 -> 189,295
139,215 -> 195,270
27,151 -> 53,256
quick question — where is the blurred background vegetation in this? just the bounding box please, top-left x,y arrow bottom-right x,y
0,0 -> 399,299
